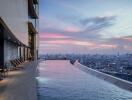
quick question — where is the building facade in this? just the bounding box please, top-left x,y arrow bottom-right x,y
0,0 -> 39,67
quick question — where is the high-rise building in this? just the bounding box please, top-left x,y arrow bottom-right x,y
0,0 -> 39,67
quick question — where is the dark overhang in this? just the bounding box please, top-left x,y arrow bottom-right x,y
33,0 -> 39,4
0,17 -> 29,48
28,0 -> 39,19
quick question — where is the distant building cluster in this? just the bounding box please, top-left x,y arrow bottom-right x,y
78,54 -> 132,81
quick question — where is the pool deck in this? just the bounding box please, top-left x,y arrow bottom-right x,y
0,61 -> 38,100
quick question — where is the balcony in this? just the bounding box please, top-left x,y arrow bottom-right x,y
28,19 -> 38,34
28,0 -> 39,19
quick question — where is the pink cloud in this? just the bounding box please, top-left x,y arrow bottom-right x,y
41,40 -> 92,46
40,39 -> 117,48
99,44 -> 117,48
123,37 -> 132,42
124,45 -> 132,51
65,27 -> 80,33
73,41 -> 94,46
40,32 -> 70,39
43,40 -> 71,44
39,39 -> 119,54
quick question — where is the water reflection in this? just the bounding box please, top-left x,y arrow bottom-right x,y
36,77 -> 50,84
37,60 -> 132,100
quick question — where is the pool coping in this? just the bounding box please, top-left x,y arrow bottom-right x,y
75,61 -> 132,92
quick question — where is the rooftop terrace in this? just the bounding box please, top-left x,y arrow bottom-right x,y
0,61 -> 38,100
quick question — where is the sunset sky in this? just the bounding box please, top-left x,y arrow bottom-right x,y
39,0 -> 132,54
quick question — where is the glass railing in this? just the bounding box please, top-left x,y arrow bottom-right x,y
28,18 -> 39,33
33,4 -> 39,17
29,18 -> 36,28
35,19 -> 39,33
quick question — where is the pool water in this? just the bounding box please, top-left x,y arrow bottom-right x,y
37,60 -> 132,100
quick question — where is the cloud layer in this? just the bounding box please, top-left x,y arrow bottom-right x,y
39,0 -> 132,54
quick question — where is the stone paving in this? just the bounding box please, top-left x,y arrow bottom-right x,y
0,61 -> 38,100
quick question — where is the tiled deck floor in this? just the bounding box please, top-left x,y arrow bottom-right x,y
0,61 -> 38,100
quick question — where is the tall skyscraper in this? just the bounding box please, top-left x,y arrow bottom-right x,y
0,0 -> 39,67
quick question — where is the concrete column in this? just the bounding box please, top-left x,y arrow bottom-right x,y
25,47 -> 28,60
23,47 -> 25,61
26,48 -> 28,60
27,48 -> 30,60
19,46 -> 22,59
0,24 -> 4,67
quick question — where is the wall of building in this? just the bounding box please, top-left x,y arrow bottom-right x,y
0,0 -> 29,46
4,40 -> 19,64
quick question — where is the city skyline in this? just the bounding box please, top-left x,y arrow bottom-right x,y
39,0 -> 132,54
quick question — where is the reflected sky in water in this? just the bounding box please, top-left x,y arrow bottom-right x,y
37,60 -> 132,100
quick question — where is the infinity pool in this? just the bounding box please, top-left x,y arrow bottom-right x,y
37,60 -> 132,100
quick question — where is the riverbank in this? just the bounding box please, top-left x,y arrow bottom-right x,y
0,61 -> 38,100
75,61 -> 132,92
